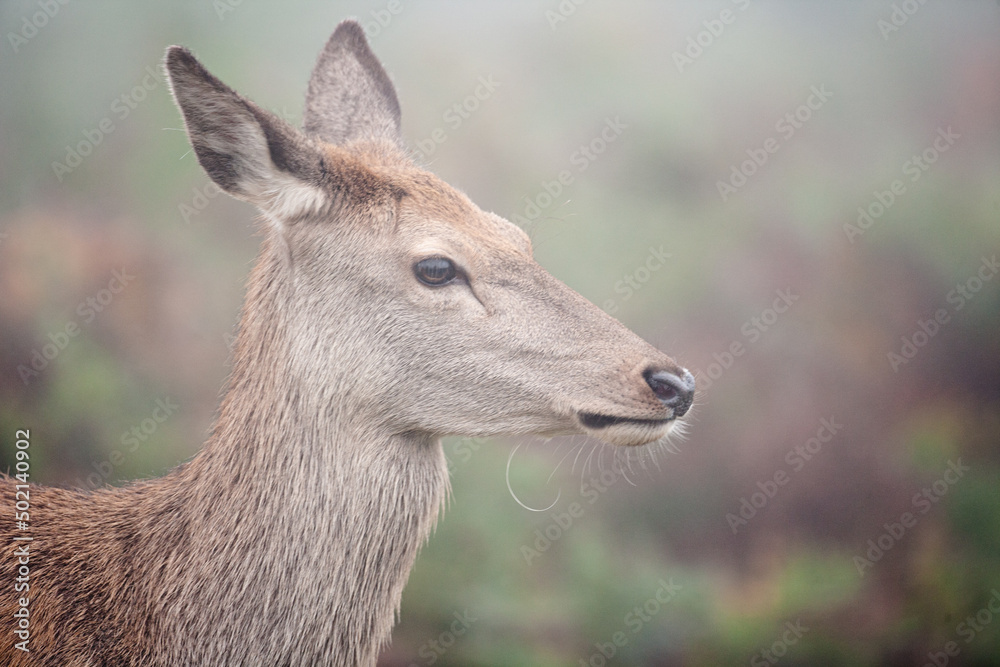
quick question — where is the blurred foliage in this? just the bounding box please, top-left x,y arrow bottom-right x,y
1,1 -> 999,665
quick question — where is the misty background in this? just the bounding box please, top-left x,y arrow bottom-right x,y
1,1 -> 999,665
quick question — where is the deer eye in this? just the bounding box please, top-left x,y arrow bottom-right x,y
414,257 -> 458,286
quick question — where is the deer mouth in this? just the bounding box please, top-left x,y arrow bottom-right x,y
575,411 -> 678,447
578,412 -> 673,429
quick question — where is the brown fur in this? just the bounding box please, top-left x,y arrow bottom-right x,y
0,21 -> 691,666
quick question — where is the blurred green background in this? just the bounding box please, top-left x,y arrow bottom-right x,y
2,1 -> 999,665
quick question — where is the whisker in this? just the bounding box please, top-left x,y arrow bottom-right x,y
547,444 -> 575,484
583,441 -> 599,478
619,451 -> 637,487
571,436 -> 587,474
505,443 -> 560,512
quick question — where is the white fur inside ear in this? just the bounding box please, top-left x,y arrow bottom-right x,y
200,116 -> 329,226
255,172 -> 329,227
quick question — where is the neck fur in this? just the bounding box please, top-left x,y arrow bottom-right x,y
148,238 -> 449,666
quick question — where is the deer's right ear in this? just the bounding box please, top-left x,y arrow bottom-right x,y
165,46 -> 329,223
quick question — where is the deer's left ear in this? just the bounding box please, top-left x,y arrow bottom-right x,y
166,46 -> 330,223
303,20 -> 402,147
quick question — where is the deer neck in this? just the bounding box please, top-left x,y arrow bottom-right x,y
166,238 -> 450,665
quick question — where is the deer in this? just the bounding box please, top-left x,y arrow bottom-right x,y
1,20 -> 694,666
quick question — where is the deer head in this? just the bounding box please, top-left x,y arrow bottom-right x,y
165,21 -> 693,451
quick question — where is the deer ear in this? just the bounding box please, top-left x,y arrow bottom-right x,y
303,20 -> 402,146
165,46 -> 329,222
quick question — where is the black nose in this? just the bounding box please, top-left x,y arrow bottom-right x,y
644,368 -> 695,417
